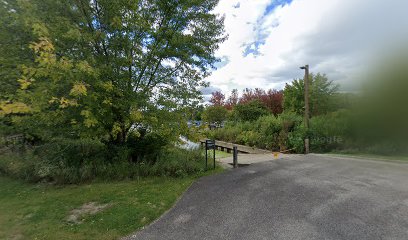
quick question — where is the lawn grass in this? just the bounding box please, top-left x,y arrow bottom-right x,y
215,150 -> 232,159
0,168 -> 223,240
205,150 -> 232,159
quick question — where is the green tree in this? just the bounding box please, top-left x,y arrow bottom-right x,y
202,105 -> 228,124
0,0 -> 37,135
283,73 -> 339,116
232,99 -> 269,122
0,0 -> 226,145
0,1 -> 35,101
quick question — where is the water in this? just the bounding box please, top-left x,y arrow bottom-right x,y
178,136 -> 200,150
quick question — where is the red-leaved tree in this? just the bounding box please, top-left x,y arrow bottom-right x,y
209,91 -> 225,106
262,89 -> 283,115
208,88 -> 283,115
239,88 -> 283,115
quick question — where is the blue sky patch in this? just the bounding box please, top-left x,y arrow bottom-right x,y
264,0 -> 293,15
242,0 -> 291,57
242,41 -> 265,57
214,57 -> 230,69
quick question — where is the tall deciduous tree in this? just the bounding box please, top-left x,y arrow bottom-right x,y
283,73 -> 339,116
0,0 -> 226,144
261,89 -> 283,116
209,90 -> 225,106
238,88 -> 283,115
233,99 -> 269,122
202,105 -> 228,124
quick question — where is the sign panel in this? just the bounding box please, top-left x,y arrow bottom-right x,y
205,140 -> 215,150
205,139 -> 216,170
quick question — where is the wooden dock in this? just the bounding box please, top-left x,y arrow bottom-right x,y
200,140 -> 270,154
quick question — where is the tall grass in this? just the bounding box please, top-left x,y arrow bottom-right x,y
0,140 -> 207,184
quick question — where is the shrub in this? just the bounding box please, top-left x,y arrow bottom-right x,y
0,139 -> 109,183
33,138 -> 108,167
278,112 -> 303,131
208,125 -> 241,143
232,100 -> 269,122
254,115 -> 281,150
0,139 -> 207,184
202,106 -> 228,124
288,124 -> 306,153
127,131 -> 169,163
0,151 -> 40,182
236,131 -> 261,146
309,110 -> 352,152
207,112 -> 305,152
138,147 -> 206,177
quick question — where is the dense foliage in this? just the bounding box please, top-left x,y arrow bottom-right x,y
283,73 -> 339,116
231,99 -> 269,122
202,105 -> 228,124
203,74 -> 347,153
239,88 -> 283,115
0,0 -> 226,183
207,109 -> 354,153
209,91 -> 225,106
205,63 -> 408,155
0,140 -> 208,184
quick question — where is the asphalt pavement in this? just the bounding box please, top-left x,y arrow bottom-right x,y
124,154 -> 408,240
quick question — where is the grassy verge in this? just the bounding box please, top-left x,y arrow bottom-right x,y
0,167 -> 223,240
326,152 -> 408,162
208,150 -> 232,159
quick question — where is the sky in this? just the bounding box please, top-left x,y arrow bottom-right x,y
201,0 -> 408,99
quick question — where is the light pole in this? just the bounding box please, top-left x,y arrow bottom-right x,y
300,65 -> 310,154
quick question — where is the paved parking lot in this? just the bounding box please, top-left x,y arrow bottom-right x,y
125,154 -> 408,240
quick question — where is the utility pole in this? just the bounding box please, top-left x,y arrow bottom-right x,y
300,65 -> 310,154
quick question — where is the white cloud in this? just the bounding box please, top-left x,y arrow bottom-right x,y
207,0 -> 408,95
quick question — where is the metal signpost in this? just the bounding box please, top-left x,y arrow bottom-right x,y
205,139 -> 216,170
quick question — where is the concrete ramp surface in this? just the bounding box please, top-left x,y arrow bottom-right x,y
218,153 -> 285,166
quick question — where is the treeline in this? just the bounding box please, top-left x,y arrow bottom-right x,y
210,88 -> 284,115
203,69 -> 408,155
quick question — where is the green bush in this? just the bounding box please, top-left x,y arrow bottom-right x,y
232,100 -> 269,122
33,138 -> 108,167
288,124 -> 306,153
236,131 -> 261,146
126,131 -> 169,162
204,109 -> 363,154
0,139 -> 207,184
206,112 -> 305,152
138,147 -> 206,177
208,123 -> 241,143
0,151 -> 39,182
309,109 -> 352,152
256,115 -> 282,135
202,106 -> 228,124
254,115 -> 282,150
278,112 -> 303,132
